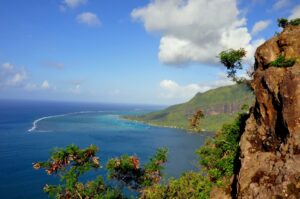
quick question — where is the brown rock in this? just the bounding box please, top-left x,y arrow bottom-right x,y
236,26 -> 300,198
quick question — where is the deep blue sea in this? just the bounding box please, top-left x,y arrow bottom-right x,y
0,100 -> 210,199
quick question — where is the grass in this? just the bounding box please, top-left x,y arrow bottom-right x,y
270,55 -> 296,68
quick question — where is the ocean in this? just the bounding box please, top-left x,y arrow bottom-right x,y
0,99 -> 210,198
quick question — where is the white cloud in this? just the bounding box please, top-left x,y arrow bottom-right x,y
41,80 -> 50,90
0,62 -> 58,92
273,0 -> 290,10
70,84 -> 81,94
25,83 -> 37,91
251,20 -> 271,35
77,12 -> 101,27
0,63 -> 28,88
289,4 -> 300,19
159,74 -> 235,101
2,62 -> 13,70
160,80 -> 203,100
25,81 -> 56,91
61,0 -> 87,9
9,72 -> 26,85
132,0 -> 264,65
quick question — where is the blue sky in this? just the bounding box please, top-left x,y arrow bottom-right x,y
0,0 -> 299,105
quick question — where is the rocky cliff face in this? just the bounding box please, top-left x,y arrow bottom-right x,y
237,25 -> 300,198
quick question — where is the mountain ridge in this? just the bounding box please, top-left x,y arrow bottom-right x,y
125,83 -> 254,132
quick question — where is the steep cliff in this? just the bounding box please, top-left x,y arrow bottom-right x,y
236,25 -> 300,198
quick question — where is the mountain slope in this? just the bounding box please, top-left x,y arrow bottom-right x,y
126,84 -> 254,131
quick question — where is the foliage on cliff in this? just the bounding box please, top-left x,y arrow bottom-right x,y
277,18 -> 300,28
218,48 -> 247,82
270,55 -> 296,67
142,111 -> 249,199
33,145 -> 167,199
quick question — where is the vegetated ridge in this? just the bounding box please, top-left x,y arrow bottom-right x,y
125,84 -> 254,132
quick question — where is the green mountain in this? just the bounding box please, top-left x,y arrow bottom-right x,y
125,84 -> 254,132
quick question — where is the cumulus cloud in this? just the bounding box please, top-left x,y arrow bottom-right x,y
41,80 -> 50,90
69,84 -> 81,94
60,0 -> 87,10
0,62 -> 27,88
289,4 -> 300,19
251,20 -> 271,35
0,62 -> 57,92
2,62 -> 13,70
25,83 -> 38,91
273,0 -> 290,10
9,72 -> 27,86
159,73 -> 235,101
132,0 -> 264,65
77,12 -> 101,27
160,80 -> 203,99
25,81 -> 55,91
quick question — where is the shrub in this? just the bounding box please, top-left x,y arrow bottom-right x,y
142,112 -> 249,199
277,18 -> 289,28
289,18 -> 300,26
277,18 -> 300,28
141,172 -> 212,199
34,145 -> 168,199
107,148 -> 168,189
270,55 -> 296,67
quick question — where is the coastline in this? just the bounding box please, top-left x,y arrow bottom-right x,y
121,116 -> 207,134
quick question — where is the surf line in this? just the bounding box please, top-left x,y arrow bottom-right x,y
28,111 -> 107,132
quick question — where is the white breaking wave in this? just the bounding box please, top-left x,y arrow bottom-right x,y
28,111 -> 107,132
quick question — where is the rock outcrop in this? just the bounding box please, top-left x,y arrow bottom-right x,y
237,25 -> 300,198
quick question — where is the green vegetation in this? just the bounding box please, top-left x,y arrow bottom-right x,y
277,18 -> 300,28
125,84 -> 254,132
141,172 -> 212,199
270,55 -> 296,67
289,18 -> 300,26
33,145 -> 167,199
218,48 -> 247,82
107,148 -> 168,189
277,18 -> 289,28
142,112 -> 249,199
189,109 -> 205,130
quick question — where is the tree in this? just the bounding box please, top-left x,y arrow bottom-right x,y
277,18 -> 289,28
218,48 -> 247,82
289,18 -> 300,26
189,109 -> 205,130
33,145 -> 168,199
277,18 -> 300,28
107,148 -> 168,190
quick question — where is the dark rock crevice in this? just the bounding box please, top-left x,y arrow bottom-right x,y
231,113 -> 249,199
273,91 -> 289,143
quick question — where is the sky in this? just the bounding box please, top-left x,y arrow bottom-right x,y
0,0 -> 300,105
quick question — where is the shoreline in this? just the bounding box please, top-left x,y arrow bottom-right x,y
121,116 -> 207,133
